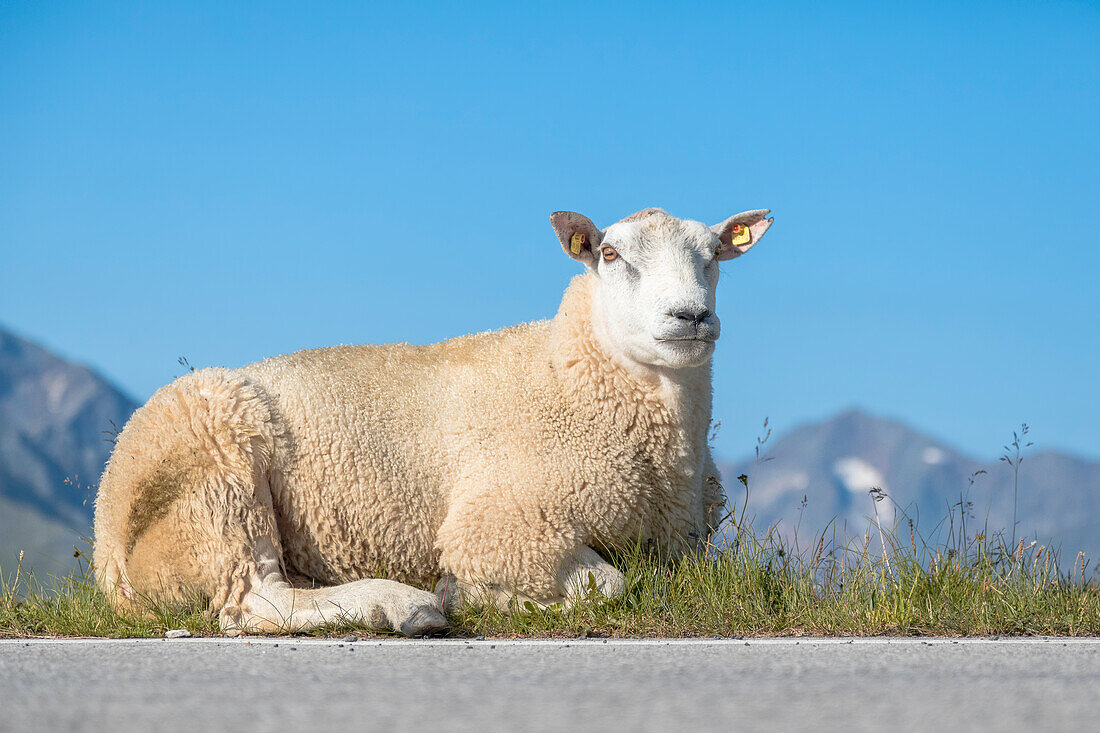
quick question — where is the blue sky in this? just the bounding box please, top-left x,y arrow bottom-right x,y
2,1 -> 1098,461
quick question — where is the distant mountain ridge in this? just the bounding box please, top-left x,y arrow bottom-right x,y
0,326 -> 137,571
719,409 -> 1100,561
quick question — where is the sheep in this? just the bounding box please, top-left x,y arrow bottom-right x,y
92,206 -> 773,635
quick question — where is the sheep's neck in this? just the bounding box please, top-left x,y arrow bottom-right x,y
549,275 -> 714,459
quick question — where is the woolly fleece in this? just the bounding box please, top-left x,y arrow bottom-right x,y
93,269 -> 728,629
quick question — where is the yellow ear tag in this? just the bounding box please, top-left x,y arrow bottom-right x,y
570,232 -> 586,254
729,223 -> 752,247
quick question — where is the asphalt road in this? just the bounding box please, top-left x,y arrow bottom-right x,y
2,637 -> 1098,732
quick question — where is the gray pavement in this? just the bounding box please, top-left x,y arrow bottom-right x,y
2,637 -> 1099,732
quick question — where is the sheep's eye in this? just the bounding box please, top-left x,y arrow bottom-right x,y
601,246 -> 618,262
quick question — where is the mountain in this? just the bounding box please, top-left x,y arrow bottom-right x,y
719,409 -> 1100,561
0,326 -> 137,573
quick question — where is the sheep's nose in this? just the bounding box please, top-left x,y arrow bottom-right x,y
669,308 -> 711,324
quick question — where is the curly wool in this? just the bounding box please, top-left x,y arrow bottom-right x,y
93,273 -> 726,609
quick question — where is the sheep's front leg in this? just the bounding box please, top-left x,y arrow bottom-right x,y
435,546 -> 625,613
436,485 -> 574,610
559,545 -> 626,608
434,575 -> 551,613
436,483 -> 625,612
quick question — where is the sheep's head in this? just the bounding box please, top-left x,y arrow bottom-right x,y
550,207 -> 772,370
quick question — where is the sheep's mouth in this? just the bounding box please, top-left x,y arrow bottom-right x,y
654,336 -> 718,344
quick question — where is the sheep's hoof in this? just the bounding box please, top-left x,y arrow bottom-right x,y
399,606 -> 449,637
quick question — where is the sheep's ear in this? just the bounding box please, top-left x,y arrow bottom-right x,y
550,211 -> 603,266
711,209 -> 773,260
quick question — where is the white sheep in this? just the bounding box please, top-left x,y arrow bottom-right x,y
93,206 -> 773,635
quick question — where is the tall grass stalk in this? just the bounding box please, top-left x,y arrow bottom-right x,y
1001,424 -> 1033,548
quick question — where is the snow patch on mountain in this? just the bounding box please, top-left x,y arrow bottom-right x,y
922,446 -> 946,465
834,457 -> 886,494
747,470 -> 810,505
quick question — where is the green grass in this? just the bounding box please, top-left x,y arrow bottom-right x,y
451,524 -> 1100,638
3,513 -> 1098,639
1,554 -> 217,638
